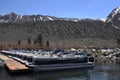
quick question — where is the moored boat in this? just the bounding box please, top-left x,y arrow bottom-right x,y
26,50 -> 94,71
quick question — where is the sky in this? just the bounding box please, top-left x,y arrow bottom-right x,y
0,0 -> 120,19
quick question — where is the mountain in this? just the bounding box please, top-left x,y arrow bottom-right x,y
106,7 -> 120,29
0,12 -> 80,22
104,7 -> 120,42
0,12 -> 20,22
0,18 -> 108,48
0,7 -> 120,48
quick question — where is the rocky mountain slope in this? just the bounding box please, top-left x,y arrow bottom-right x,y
106,7 -> 120,29
0,12 -> 80,22
0,7 -> 120,48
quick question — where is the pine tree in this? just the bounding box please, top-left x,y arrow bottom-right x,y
28,38 -> 31,44
34,40 -> 37,45
18,40 -> 21,45
46,40 -> 50,47
36,33 -> 43,46
117,39 -> 120,47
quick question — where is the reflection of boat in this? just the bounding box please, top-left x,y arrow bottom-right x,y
0,59 -> 4,67
3,68 -> 90,80
116,53 -> 120,64
34,69 -> 89,80
1,50 -> 94,71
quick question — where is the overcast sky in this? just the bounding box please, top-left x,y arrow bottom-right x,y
0,0 -> 120,19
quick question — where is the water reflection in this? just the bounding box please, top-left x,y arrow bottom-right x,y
12,69 -> 90,80
34,69 -> 90,80
89,64 -> 120,80
0,68 -> 13,80
1,64 -> 120,80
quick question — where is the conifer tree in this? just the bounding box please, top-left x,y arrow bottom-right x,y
36,33 -> 43,46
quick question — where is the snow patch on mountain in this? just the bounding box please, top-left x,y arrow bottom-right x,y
111,21 -> 120,29
47,16 -> 54,21
73,19 -> 79,22
106,7 -> 120,23
98,18 -> 106,22
40,16 -> 43,20
20,16 -> 23,19
112,24 -> 120,29
111,7 -> 120,18
33,18 -> 36,21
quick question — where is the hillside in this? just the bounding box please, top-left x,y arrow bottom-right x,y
0,7 -> 120,48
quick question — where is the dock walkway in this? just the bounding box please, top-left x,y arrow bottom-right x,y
0,53 -> 30,73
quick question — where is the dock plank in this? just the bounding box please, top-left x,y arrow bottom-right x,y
0,54 -> 29,72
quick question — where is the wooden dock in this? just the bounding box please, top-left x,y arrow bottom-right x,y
0,53 -> 30,73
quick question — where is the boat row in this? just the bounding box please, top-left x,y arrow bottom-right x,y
1,49 -> 94,71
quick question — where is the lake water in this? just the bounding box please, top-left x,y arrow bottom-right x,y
1,63 -> 120,80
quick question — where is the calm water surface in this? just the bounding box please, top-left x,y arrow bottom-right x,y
1,63 -> 120,80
